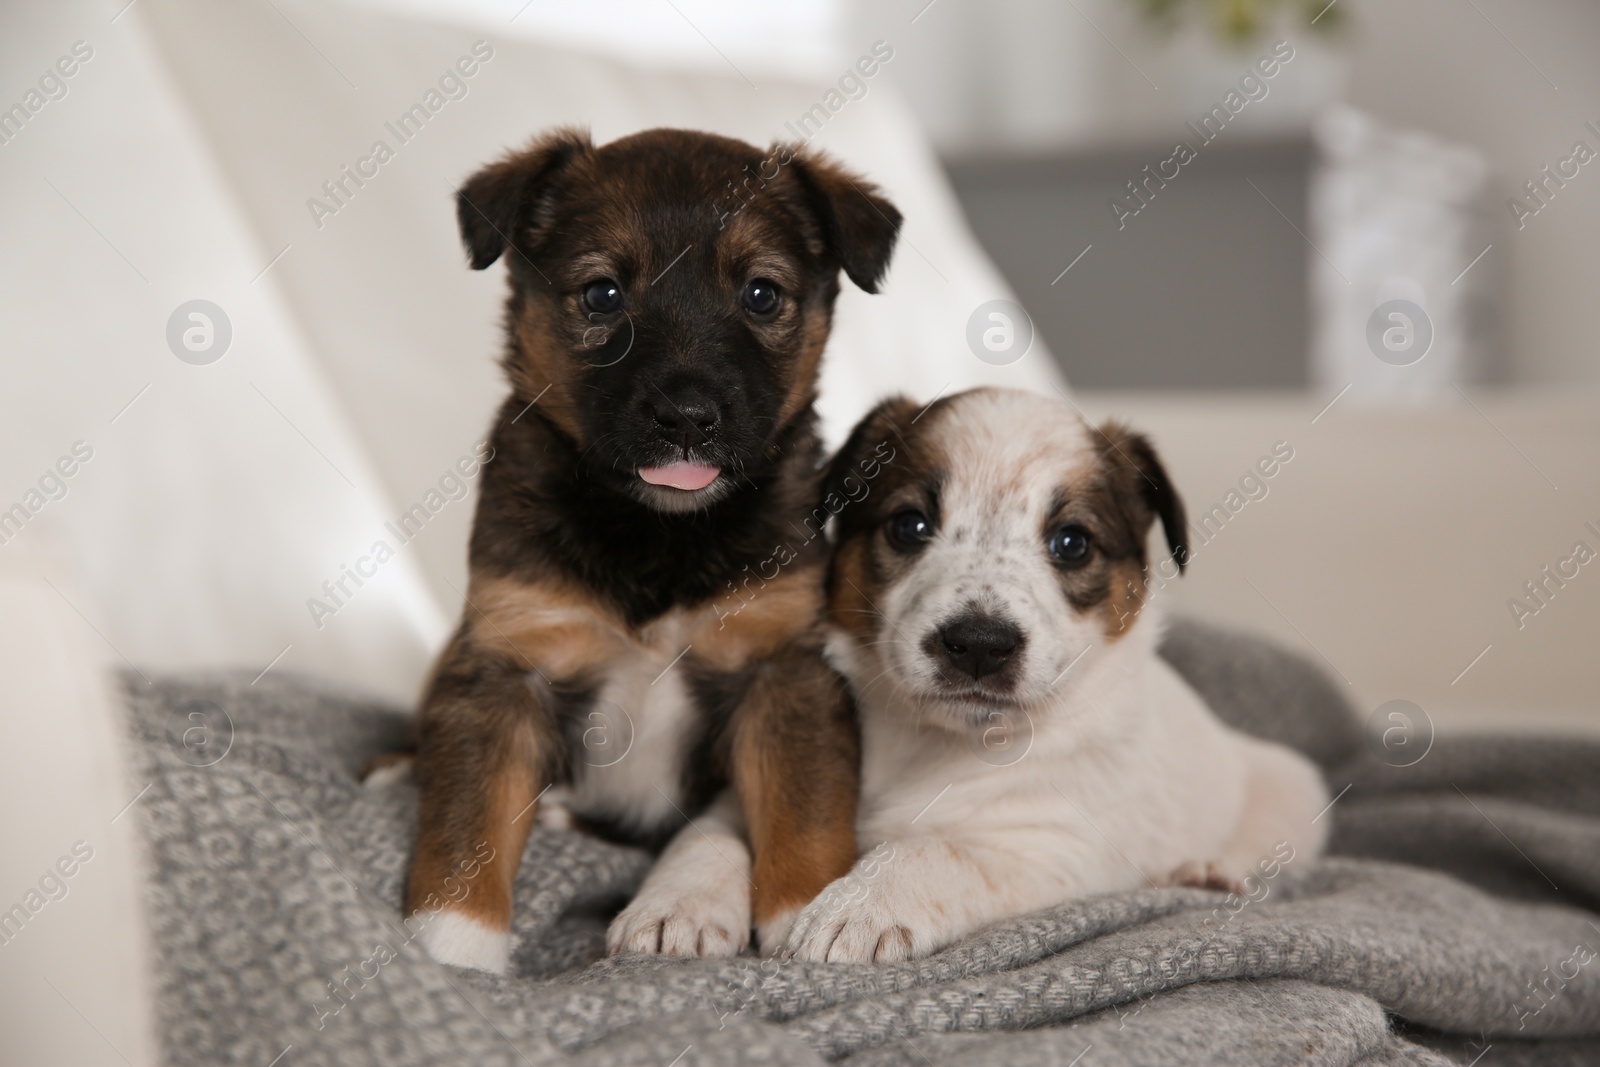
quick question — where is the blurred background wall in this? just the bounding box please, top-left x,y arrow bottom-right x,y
859,0 -> 1600,391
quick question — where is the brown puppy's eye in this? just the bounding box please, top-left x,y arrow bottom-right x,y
582,279 -> 623,314
1048,525 -> 1092,566
741,278 -> 780,315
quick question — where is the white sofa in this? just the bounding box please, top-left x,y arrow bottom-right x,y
1,2 -> 1057,1058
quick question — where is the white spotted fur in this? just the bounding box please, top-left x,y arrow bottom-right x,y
777,388 -> 1330,962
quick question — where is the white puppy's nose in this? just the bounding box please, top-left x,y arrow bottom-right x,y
936,614 -> 1023,681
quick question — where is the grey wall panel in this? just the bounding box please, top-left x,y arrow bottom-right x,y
945,137 -> 1312,389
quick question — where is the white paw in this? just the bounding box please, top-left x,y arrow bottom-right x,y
780,881 -> 921,964
414,910 -> 511,974
755,906 -> 799,957
606,885 -> 750,957
535,801 -> 574,830
361,758 -> 413,789
1161,859 -> 1247,895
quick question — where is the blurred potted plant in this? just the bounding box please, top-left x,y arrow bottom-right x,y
1124,0 -> 1350,137
1135,0 -> 1345,42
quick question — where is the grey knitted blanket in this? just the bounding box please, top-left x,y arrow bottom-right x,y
123,619 -> 1600,1066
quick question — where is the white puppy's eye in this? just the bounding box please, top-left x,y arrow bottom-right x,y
886,508 -> 934,550
1047,525 -> 1092,565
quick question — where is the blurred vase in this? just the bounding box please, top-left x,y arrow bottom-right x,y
1308,105 -> 1498,402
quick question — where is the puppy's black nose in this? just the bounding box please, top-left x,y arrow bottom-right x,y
647,389 -> 720,448
939,615 -> 1022,681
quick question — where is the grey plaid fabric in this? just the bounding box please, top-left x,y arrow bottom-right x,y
122,618 -> 1600,1066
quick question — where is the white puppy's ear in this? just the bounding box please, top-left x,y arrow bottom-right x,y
823,395 -> 920,534
1094,421 -> 1189,572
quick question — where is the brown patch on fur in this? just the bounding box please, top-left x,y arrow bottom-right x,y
468,567 -> 824,680
467,574 -> 624,681
692,564 -> 825,673
1041,465 -> 1125,617
733,643 -> 859,929
774,303 -> 832,434
1102,558 -> 1149,641
509,303 -> 584,441
826,540 -> 880,643
407,748 -> 539,934
1091,420 -> 1189,575
1028,418 -> 1188,626
821,395 -> 946,640
407,644 -> 551,932
707,206 -> 830,438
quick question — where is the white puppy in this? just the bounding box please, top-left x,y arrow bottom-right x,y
778,387 -> 1330,963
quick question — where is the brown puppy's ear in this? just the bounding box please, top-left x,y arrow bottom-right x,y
456,127 -> 591,270
783,146 -> 902,293
1095,421 -> 1189,573
823,395 -> 920,536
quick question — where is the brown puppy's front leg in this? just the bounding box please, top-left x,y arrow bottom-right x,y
408,632 -> 548,974
733,643 -> 860,952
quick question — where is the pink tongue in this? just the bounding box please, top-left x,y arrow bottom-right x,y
638,462 -> 721,491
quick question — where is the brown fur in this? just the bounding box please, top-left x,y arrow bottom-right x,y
692,565 -> 826,673
466,574 -> 624,681
410,629 -> 553,935
405,128 -> 902,957
732,643 -> 859,924
509,303 -> 584,440
1090,419 -> 1189,578
1102,559 -> 1149,640
820,395 -> 941,637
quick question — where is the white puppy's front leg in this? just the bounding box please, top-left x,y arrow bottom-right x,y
781,837 -> 1049,963
1214,736 -> 1330,879
606,791 -> 751,957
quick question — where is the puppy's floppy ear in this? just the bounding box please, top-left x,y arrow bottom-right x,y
1095,421 -> 1189,573
783,146 -> 902,293
823,395 -> 919,534
456,127 -> 591,270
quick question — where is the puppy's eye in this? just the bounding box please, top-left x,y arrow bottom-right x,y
1048,525 -> 1092,565
582,279 -> 623,314
886,509 -> 933,550
741,278 -> 780,315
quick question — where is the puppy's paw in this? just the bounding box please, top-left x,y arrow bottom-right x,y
755,907 -> 799,957
780,887 -> 921,964
607,884 -> 750,958
415,911 -> 511,974
534,799 -> 574,831
1163,860 -> 1247,895
360,752 -> 413,789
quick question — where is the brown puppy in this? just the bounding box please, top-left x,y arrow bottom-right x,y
404,128 -> 900,972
